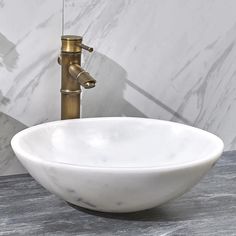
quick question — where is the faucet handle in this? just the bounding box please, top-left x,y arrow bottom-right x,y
78,43 -> 93,52
61,35 -> 93,53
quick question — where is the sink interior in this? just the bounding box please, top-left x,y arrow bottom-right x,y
16,118 -> 222,168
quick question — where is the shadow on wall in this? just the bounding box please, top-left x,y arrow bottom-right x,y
82,51 -> 190,124
0,112 -> 26,175
82,51 -> 147,118
0,90 -> 10,106
0,32 -> 19,72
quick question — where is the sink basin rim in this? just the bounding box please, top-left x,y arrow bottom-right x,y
11,117 -> 224,172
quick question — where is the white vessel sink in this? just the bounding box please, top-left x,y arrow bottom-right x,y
11,117 -> 224,213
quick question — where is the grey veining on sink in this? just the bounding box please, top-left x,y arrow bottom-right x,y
0,151 -> 235,236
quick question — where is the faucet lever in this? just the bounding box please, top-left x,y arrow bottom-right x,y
78,43 -> 93,52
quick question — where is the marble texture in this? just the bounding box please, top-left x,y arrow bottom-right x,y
64,0 -> 236,151
0,112 -> 26,175
0,0 -> 62,175
0,0 -> 61,125
11,117 -> 224,212
1,0 -> 236,175
0,151 -> 235,235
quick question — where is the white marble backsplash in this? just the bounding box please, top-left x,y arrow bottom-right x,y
0,0 -> 61,126
0,0 -> 62,175
1,0 -> 236,175
64,0 -> 236,150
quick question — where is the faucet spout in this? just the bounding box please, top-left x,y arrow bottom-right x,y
69,64 -> 96,89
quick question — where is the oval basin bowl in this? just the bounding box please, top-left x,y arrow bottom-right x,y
11,117 -> 224,213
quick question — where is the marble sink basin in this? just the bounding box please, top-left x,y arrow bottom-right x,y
11,117 -> 224,213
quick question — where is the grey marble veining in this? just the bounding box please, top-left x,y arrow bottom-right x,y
64,0 -> 236,151
0,151 -> 235,235
1,0 -> 236,175
0,0 -> 62,175
0,0 -> 62,124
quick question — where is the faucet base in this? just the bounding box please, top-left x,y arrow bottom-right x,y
61,91 -> 81,120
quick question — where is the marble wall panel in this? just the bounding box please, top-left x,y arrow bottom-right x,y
0,0 -> 62,175
1,0 -> 236,175
64,0 -> 236,150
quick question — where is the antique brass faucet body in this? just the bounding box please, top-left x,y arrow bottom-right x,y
58,35 -> 96,119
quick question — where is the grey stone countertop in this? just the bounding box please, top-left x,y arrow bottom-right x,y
0,151 -> 236,236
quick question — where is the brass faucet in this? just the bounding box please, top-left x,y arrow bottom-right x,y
58,35 -> 96,119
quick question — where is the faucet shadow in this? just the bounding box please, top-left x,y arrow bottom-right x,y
82,51 -> 147,118
82,51 -> 190,124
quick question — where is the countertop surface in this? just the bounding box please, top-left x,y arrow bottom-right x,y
0,151 -> 236,236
